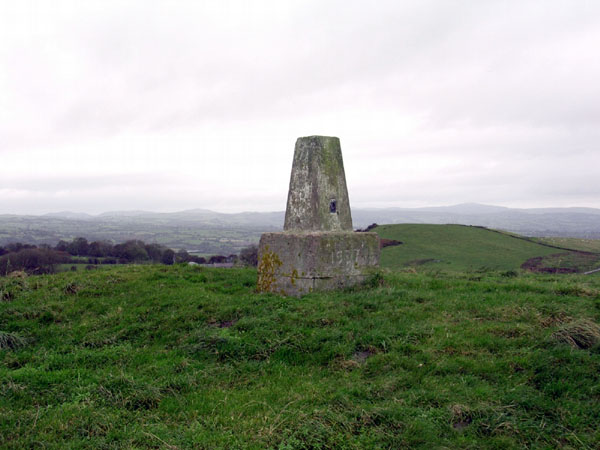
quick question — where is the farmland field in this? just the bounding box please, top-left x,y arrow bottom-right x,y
375,224 -> 564,271
535,236 -> 600,253
375,224 -> 600,274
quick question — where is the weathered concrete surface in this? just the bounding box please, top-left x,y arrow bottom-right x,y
284,136 -> 353,232
257,231 -> 380,297
257,135 -> 380,296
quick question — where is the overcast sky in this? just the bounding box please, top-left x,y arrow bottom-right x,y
1,0 -> 599,214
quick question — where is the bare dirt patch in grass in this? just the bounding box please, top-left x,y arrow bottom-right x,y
522,251 -> 600,274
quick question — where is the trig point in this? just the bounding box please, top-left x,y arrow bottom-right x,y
284,136 -> 353,232
257,136 -> 380,296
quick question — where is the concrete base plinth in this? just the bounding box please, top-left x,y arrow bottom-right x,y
257,231 -> 380,297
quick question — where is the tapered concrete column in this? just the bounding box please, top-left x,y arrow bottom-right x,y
284,136 -> 353,232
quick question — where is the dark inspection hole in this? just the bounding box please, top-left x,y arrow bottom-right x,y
329,199 -> 337,213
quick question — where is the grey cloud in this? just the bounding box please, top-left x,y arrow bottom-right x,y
0,173 -> 173,192
2,0 -> 600,213
13,1 -> 600,136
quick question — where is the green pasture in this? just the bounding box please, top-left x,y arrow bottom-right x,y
376,224 -> 586,271
1,263 -> 600,448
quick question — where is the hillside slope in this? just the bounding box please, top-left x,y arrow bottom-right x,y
535,236 -> 600,253
375,224 -> 563,271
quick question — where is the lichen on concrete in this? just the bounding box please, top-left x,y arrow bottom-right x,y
256,245 -> 282,293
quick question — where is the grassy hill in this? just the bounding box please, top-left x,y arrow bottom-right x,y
2,264 -> 600,448
375,224 -> 599,272
535,236 -> 600,253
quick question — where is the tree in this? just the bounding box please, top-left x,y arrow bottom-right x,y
175,249 -> 191,263
113,240 -> 149,262
161,249 -> 175,265
6,242 -> 36,253
239,245 -> 258,266
208,255 -> 227,264
67,237 -> 89,256
145,243 -> 166,262
89,240 -> 113,257
55,240 -> 69,252
0,248 -> 70,276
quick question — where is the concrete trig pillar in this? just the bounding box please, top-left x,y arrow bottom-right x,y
284,136 -> 352,232
257,136 -> 380,296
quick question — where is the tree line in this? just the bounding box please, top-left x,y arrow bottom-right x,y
0,238 -> 258,276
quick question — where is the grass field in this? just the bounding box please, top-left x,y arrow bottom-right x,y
375,224 -> 560,271
2,263 -> 600,448
522,252 -> 600,274
375,224 -> 600,272
535,237 -> 600,253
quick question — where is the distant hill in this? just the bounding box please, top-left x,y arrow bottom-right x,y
22,202 -> 600,236
412,203 -> 510,214
352,203 -> 600,238
43,211 -> 94,220
0,213 -> 276,255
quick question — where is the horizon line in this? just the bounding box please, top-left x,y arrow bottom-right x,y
3,202 -> 600,217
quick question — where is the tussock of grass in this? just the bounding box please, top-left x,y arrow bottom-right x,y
450,404 -> 473,430
552,319 -> 600,349
0,331 -> 25,350
0,278 -> 28,302
7,270 -> 27,279
63,282 -> 80,294
0,290 -> 14,302
554,284 -> 598,297
539,311 -> 571,328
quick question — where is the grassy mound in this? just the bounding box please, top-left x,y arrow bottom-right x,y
376,224 -> 565,271
1,264 -> 600,448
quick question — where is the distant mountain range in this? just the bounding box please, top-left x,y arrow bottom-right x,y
43,208 -> 285,227
1,203 -> 599,252
39,202 -> 600,238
